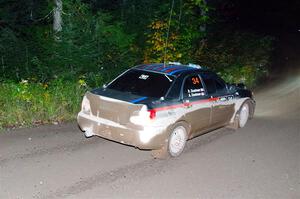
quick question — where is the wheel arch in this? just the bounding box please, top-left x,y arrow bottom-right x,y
247,99 -> 256,119
171,119 -> 191,139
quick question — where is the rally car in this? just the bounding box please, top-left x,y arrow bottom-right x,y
77,63 -> 255,158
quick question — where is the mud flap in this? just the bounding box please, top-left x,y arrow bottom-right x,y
227,114 -> 239,130
151,146 -> 169,159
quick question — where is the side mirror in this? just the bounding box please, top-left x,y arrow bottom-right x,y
227,84 -> 236,91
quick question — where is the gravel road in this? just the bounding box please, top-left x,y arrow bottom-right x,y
0,72 -> 299,199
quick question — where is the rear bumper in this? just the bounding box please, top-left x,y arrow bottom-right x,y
77,112 -> 167,150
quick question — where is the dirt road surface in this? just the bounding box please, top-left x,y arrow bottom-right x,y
1,71 -> 299,198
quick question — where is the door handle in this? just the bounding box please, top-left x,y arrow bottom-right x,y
209,96 -> 219,103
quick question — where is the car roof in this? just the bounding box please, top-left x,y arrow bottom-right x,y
133,63 -> 207,76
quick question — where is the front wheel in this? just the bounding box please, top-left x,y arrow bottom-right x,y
238,102 -> 249,128
228,101 -> 251,130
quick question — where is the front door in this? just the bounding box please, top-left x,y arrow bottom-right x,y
201,72 -> 235,128
181,74 -> 211,136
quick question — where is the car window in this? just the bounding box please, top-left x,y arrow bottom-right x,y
183,75 -> 205,99
215,78 -> 227,94
202,76 -> 216,95
201,72 -> 227,96
107,69 -> 175,98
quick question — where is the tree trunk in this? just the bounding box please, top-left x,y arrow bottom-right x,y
121,0 -> 127,20
53,0 -> 62,33
200,0 -> 207,32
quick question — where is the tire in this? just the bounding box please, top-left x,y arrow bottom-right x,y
228,101 -> 251,130
151,123 -> 188,159
238,102 -> 250,128
168,125 -> 188,157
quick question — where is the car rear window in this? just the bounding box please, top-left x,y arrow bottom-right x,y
107,69 -> 175,98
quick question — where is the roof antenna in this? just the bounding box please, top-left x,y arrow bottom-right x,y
163,0 -> 175,68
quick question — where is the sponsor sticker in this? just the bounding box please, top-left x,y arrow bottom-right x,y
139,74 -> 149,80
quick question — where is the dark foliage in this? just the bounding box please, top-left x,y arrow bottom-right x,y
0,0 -> 275,128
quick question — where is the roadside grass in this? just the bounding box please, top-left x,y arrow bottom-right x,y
0,79 -> 87,129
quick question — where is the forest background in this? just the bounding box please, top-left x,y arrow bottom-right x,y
0,0 -> 274,128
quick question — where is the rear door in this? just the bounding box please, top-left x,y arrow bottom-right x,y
181,74 -> 211,135
201,72 -> 235,128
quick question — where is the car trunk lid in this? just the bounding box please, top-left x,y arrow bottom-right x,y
86,91 -> 145,125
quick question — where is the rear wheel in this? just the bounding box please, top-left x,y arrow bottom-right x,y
151,123 -> 188,159
168,125 -> 187,157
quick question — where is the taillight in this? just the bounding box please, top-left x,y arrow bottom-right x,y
148,109 -> 156,119
130,106 -> 156,125
82,96 -> 91,114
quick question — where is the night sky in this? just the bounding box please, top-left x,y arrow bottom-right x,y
215,0 -> 300,73
216,0 -> 300,34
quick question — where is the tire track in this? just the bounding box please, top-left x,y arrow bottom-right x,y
42,126 -> 235,199
0,137 -> 105,166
